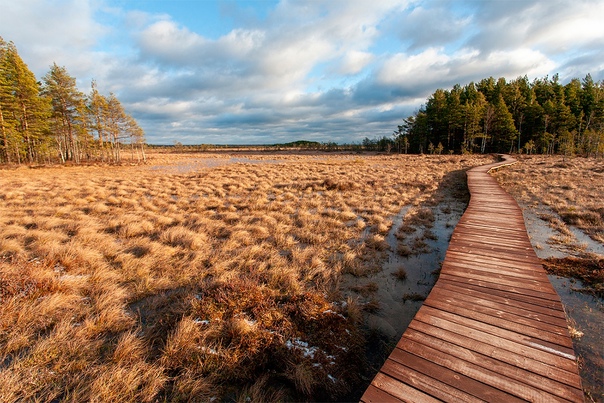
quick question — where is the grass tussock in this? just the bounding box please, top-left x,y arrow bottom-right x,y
542,256 -> 604,298
0,151 -> 491,401
494,155 -> 604,244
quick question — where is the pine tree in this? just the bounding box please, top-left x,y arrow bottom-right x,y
88,80 -> 109,160
492,94 -> 518,153
0,38 -> 51,163
104,93 -> 131,162
0,37 -> 11,163
42,63 -> 88,162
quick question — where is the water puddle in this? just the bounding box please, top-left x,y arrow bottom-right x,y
548,275 -> 603,400
344,193 -> 467,343
520,201 -> 604,400
521,204 -> 604,258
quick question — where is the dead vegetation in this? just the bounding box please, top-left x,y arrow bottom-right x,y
0,151 -> 490,401
542,257 -> 604,298
494,155 -> 604,245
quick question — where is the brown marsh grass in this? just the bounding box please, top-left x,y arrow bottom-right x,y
0,152 -> 491,401
494,155 -> 604,245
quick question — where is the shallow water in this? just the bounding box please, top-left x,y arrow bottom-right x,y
346,192 -> 467,343
549,275 -> 604,401
521,203 -> 604,258
520,201 -> 604,401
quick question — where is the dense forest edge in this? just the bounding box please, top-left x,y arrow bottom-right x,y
2,36 -> 604,165
396,74 -> 604,156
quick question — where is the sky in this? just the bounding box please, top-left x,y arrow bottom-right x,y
1,0 -> 603,145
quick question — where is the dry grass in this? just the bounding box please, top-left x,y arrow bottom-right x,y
494,155 -> 604,244
0,151 -> 490,401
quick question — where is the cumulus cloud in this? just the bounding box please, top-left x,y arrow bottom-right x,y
396,4 -> 471,51
0,0 -> 109,80
467,0 -> 604,54
1,0 -> 602,144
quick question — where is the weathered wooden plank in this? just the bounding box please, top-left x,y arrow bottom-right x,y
415,305 -> 579,371
424,289 -> 574,348
443,251 -> 545,273
396,338 -> 568,403
443,259 -> 548,281
436,279 -> 570,327
438,272 -> 564,306
407,320 -> 582,389
380,357 -> 484,402
361,383 -> 404,403
441,266 -> 556,293
447,243 -> 543,265
400,329 -> 583,402
387,349 -> 518,402
363,373 -> 441,402
450,232 -> 534,249
362,155 -> 582,402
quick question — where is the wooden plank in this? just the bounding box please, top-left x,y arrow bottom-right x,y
423,289 -> 574,348
380,358 -> 484,402
443,251 -> 545,273
438,272 -> 564,306
362,155 -> 582,402
436,279 -> 569,327
447,243 -> 543,265
450,231 -> 534,249
407,320 -> 582,389
441,266 -> 556,293
361,384 -> 404,403
442,259 -> 548,281
400,329 -> 583,402
414,306 -> 579,371
363,373 -> 441,402
455,221 -> 530,235
387,349 -> 519,402
396,338 -> 567,403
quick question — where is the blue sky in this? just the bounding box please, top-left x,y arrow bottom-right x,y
1,0 -> 603,145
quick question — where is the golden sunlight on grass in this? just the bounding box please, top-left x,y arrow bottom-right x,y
0,152 -> 490,401
494,155 -> 604,245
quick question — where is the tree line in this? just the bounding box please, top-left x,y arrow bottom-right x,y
0,37 -> 145,165
394,74 -> 604,156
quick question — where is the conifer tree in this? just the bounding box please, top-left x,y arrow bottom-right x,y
88,80 -> 109,160
42,63 -> 88,162
0,38 -> 51,163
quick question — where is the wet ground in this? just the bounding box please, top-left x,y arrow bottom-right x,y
351,200 -> 465,342
342,170 -> 470,387
520,203 -> 604,402
347,172 -> 603,402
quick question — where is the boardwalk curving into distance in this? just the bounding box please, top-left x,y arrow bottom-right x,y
361,155 -> 584,402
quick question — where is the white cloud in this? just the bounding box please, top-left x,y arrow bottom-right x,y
0,0 -> 602,145
337,51 -> 374,75
378,48 -> 451,86
0,0 -> 107,77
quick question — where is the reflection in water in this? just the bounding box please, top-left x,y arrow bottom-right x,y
548,275 -> 603,401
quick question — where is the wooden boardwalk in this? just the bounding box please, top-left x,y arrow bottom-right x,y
361,155 -> 584,402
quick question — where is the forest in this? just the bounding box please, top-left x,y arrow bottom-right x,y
393,74 -> 604,156
0,38 -> 145,165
